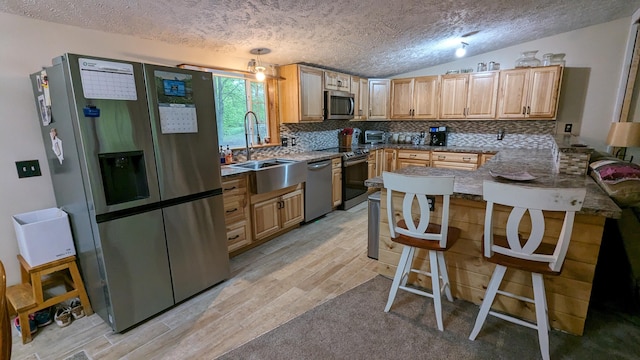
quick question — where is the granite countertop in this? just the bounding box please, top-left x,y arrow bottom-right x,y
365,148 -> 621,218
220,151 -> 342,177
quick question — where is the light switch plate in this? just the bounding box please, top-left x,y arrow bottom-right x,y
16,160 -> 42,178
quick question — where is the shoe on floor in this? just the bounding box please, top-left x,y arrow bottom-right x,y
14,315 -> 38,334
54,306 -> 72,327
34,307 -> 54,327
69,298 -> 85,319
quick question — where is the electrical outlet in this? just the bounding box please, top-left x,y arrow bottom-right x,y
564,124 -> 572,133
427,196 -> 435,211
291,137 -> 297,146
281,137 -> 289,147
16,160 -> 41,178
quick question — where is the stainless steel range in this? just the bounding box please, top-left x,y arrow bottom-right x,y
322,147 -> 370,210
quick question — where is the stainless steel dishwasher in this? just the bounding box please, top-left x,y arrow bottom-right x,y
304,159 -> 333,222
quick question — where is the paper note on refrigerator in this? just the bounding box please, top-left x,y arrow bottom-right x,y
79,58 -> 138,100
159,104 -> 198,133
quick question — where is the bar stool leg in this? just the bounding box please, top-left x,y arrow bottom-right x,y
429,250 -> 444,331
532,273 -> 550,360
385,246 -> 412,312
436,251 -> 453,301
469,264 -> 507,340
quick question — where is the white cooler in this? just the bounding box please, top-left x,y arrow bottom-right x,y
12,207 -> 76,267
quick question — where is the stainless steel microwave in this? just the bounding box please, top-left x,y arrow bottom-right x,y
325,90 -> 354,120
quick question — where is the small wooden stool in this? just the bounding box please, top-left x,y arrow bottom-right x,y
6,255 -> 93,344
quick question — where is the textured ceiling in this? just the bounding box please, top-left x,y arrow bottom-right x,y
1,0 -> 640,77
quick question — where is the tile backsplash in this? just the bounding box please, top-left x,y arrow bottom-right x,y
233,120 -> 557,160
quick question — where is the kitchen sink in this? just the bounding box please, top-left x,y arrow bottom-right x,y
230,159 -> 307,193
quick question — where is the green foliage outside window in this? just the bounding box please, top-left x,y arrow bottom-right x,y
213,75 -> 268,149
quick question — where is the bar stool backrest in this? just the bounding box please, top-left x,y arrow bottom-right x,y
482,181 -> 586,272
383,172 -> 455,248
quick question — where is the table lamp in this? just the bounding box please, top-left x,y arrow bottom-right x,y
606,122 -> 640,161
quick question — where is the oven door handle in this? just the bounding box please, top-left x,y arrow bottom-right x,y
343,158 -> 368,167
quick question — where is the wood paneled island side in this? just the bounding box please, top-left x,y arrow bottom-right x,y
365,148 -> 621,336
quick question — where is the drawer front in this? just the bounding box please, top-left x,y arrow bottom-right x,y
432,152 -> 478,164
222,176 -> 247,197
223,195 -> 246,224
397,150 -> 430,161
226,220 -> 250,252
432,161 -> 478,170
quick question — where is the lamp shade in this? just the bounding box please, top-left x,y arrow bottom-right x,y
606,122 -> 640,147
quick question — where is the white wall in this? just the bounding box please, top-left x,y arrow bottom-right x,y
398,17 -> 633,150
0,12 -> 249,285
0,12 -> 637,285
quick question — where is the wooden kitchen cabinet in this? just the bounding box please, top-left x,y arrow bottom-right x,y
383,148 -> 397,172
440,72 -> 499,119
325,71 -> 351,92
368,149 -> 384,179
396,149 -> 431,169
222,175 -> 252,253
351,76 -> 369,120
332,158 -> 342,207
368,79 -> 390,119
497,65 -> 563,119
390,76 -> 439,119
479,153 -> 496,166
432,151 -> 479,170
251,185 -> 304,241
279,64 -> 324,123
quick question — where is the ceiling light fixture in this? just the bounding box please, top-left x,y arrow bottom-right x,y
247,48 -> 270,81
455,42 -> 468,58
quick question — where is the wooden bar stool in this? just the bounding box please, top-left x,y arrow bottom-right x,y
6,255 -> 93,344
469,181 -> 586,360
382,172 -> 461,331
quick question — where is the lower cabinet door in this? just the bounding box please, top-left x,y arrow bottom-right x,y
252,197 -> 281,240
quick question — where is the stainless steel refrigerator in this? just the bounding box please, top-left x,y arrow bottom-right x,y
30,53 -> 229,332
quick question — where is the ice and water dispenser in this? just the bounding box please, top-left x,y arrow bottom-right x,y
98,151 -> 150,205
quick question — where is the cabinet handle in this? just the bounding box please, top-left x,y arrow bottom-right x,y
410,154 -> 417,157
462,157 -> 471,162
226,208 -> 238,213
522,106 -> 526,115
438,155 -> 446,160
228,234 -> 240,240
223,186 -> 237,191
527,106 -> 531,114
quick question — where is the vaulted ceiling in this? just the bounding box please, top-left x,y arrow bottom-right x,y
1,0 -> 639,77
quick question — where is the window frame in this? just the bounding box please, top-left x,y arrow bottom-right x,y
178,64 -> 280,149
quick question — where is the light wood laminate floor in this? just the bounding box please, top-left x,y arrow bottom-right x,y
11,202 -> 377,360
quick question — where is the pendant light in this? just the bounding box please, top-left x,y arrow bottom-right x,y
455,42 -> 468,57
247,48 -> 270,81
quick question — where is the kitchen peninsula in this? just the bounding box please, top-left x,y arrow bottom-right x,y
365,146 -> 621,336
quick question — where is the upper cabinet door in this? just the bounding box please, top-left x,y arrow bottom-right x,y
390,78 -> 414,119
359,78 -> 369,120
369,79 -> 390,119
497,69 -> 529,119
497,65 -> 562,119
299,67 -> 325,121
413,76 -> 440,119
467,72 -> 499,119
279,64 -> 324,123
440,74 -> 468,119
527,66 -> 562,118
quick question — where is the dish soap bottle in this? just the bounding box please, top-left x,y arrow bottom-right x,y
219,146 -> 226,164
225,145 -> 233,164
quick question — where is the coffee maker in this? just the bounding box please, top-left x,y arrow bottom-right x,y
429,126 -> 448,146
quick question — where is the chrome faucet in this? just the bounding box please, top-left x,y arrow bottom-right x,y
244,111 -> 261,161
